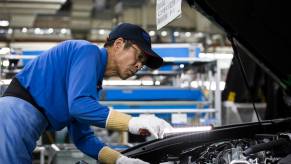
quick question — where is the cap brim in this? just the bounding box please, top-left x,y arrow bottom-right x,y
138,44 -> 163,69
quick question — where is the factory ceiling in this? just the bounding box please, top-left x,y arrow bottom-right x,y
0,0 -> 222,40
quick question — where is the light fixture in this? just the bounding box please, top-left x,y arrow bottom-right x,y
195,32 -> 204,38
161,31 -> 167,36
99,29 -> 105,35
60,28 -> 67,34
34,28 -> 43,35
185,32 -> 191,37
149,30 -> 155,36
0,48 -> 10,55
48,28 -> 54,34
22,27 -> 28,33
7,28 -> 13,34
153,70 -> 159,74
155,81 -> 161,85
3,60 -> 10,67
0,20 -> 9,27
173,31 -> 179,37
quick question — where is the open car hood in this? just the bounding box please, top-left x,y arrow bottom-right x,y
123,118 -> 291,163
121,1 -> 291,163
187,0 -> 291,91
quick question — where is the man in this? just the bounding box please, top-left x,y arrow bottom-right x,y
0,23 -> 172,164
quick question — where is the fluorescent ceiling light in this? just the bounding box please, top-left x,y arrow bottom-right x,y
99,29 -> 105,35
174,31 -> 179,37
7,28 -> 13,34
2,60 -> 10,67
149,31 -> 155,36
22,27 -> 28,33
48,28 -> 54,33
155,81 -> 161,85
34,28 -> 43,34
185,32 -> 191,37
60,28 -> 67,34
0,48 -> 10,55
161,31 -> 167,36
0,20 -> 9,27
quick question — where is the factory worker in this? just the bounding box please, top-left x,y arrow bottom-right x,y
0,23 -> 172,164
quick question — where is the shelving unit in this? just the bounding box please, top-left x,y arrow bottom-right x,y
99,61 -> 221,126
99,43 -> 222,126
0,43 -> 223,126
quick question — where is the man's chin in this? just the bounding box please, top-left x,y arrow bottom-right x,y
120,77 -> 127,80
120,75 -> 130,80
119,72 -> 135,80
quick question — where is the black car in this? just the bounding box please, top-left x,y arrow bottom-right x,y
122,0 -> 291,163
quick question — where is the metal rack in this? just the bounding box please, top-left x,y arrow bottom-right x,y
0,44 -> 223,126
100,58 -> 222,126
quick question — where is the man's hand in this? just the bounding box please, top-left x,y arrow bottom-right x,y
116,155 -> 149,164
128,115 -> 173,139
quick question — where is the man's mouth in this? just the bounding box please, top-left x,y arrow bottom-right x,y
129,69 -> 136,75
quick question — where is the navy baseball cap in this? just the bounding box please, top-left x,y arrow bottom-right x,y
107,23 -> 163,69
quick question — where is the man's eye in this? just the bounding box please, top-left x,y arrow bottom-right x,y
138,54 -> 146,64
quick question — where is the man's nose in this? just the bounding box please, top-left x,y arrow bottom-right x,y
135,62 -> 143,70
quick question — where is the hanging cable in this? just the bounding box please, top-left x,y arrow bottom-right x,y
228,36 -> 261,123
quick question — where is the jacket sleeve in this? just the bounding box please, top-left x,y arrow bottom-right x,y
67,121 -> 105,159
67,44 -> 132,131
67,44 -> 109,128
68,121 -> 121,163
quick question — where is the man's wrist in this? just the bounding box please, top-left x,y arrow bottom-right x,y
98,146 -> 121,164
106,110 -> 132,131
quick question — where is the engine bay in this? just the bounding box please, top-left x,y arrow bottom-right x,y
123,119 -> 291,164
159,133 -> 291,164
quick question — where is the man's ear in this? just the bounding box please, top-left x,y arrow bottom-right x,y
113,37 -> 124,49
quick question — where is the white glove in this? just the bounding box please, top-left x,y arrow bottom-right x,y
128,115 -> 173,139
116,155 -> 149,164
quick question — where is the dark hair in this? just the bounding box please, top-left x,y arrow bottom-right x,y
104,38 -> 133,49
103,39 -> 115,47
